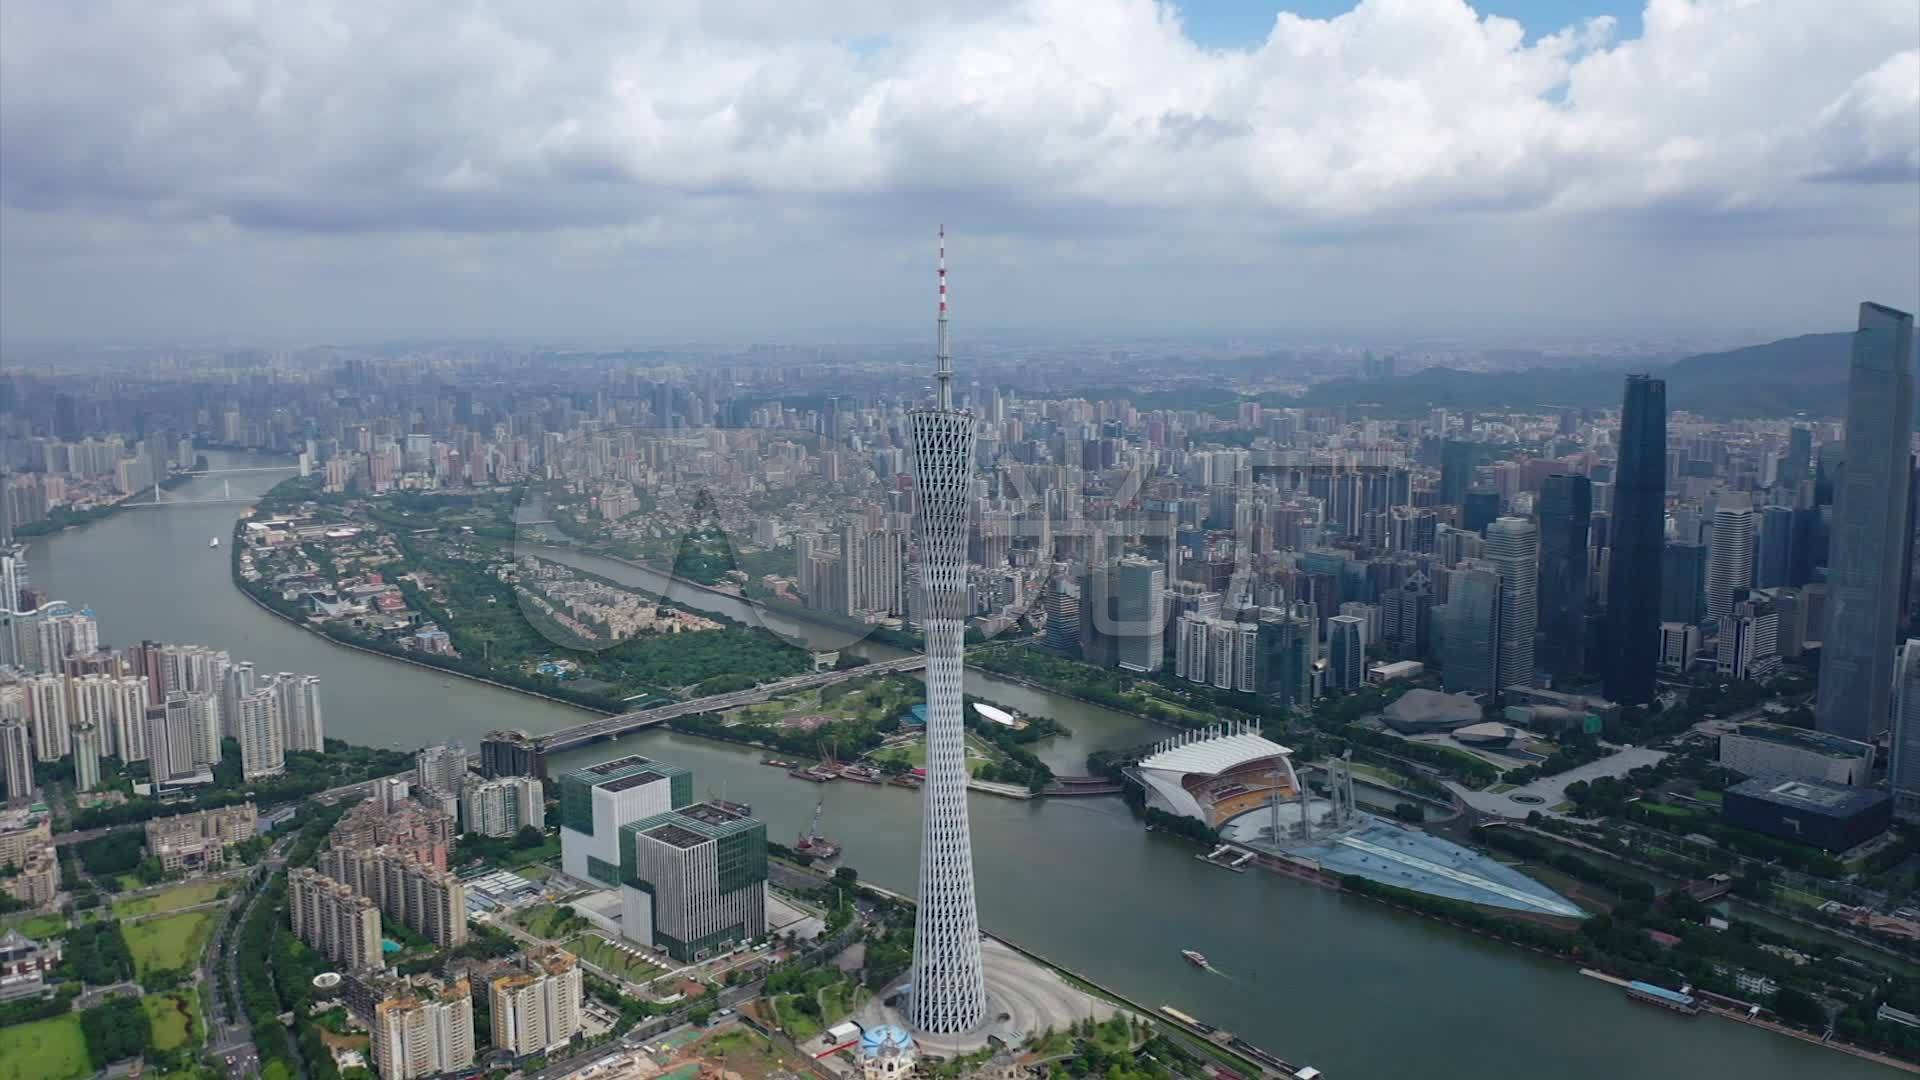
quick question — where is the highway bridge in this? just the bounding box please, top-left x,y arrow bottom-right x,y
535,653 -> 928,754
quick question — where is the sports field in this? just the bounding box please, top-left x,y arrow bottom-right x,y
124,909 -> 216,977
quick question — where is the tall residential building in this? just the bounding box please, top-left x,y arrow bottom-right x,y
459,776 -> 545,838
489,947 -> 583,1058
149,691 -> 214,778
370,976 -> 475,1080
1819,304 -> 1917,741
71,720 -> 100,793
1113,555 -> 1166,673
274,674 -> 325,751
221,661 -> 255,741
288,867 -> 384,970
557,755 -> 692,887
0,719 -> 32,802
1536,475 -> 1591,674
1606,375 -> 1666,705
1439,565 -> 1501,697
1327,615 -> 1365,692
617,802 -> 768,962
1485,517 -> 1539,694
236,687 -> 284,780
415,742 -> 465,797
1894,640 -> 1920,818
1706,497 -> 1756,624
480,729 -> 542,780
21,675 -> 67,762
904,228 -> 986,1035
318,846 -> 469,948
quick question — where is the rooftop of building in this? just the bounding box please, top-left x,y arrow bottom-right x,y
1724,722 -> 1874,760
1139,730 -> 1292,777
0,805 -> 49,833
1726,775 -> 1891,817
624,801 -> 761,848
567,755 -> 688,787
599,771 -> 666,794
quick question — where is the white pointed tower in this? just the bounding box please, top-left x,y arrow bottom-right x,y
906,226 -> 986,1033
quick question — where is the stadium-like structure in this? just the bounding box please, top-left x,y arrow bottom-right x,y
1135,722 -> 1300,830
1131,723 -> 1585,919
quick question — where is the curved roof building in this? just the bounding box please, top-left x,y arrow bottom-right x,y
1136,725 -> 1301,829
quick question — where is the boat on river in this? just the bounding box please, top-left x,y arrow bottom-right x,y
1182,949 -> 1209,969
209,536 -> 220,548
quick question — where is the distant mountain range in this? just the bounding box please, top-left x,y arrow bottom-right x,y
1300,330 -> 1919,419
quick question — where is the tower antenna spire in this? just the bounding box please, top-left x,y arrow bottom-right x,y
936,225 -> 952,410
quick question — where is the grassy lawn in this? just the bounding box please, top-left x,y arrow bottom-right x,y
143,988 -> 203,1051
1691,789 -> 1724,807
124,909 -> 216,977
818,981 -> 868,1023
703,1027 -> 803,1076
1486,783 -> 1518,794
0,1013 -> 91,1080
562,933 -> 665,982
770,995 -> 821,1041
115,880 -> 227,919
513,904 -> 586,939
0,911 -> 68,939
871,733 -> 996,775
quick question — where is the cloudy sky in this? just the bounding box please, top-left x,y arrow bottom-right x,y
1,0 -> 1915,345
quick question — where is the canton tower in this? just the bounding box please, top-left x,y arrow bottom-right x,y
906,226 -> 986,1034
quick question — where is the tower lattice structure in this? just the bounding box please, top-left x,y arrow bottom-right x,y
906,227 -> 986,1034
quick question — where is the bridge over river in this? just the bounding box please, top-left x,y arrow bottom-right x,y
536,653 -> 928,753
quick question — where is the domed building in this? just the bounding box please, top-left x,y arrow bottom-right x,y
859,1025 -> 916,1080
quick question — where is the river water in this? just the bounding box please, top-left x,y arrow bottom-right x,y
24,455 -> 1894,1079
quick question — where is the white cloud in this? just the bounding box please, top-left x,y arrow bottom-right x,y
2,0 -> 1912,230
0,1 -> 1913,340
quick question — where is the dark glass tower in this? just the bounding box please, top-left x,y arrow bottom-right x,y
1818,303 -> 1916,740
1605,375 -> 1666,704
1537,474 -> 1591,675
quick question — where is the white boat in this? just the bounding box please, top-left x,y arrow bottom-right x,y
1181,949 -> 1209,969
209,537 -> 220,548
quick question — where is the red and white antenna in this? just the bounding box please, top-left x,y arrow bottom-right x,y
935,225 -> 953,410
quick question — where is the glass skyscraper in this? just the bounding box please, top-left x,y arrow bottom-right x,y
1605,374 -> 1665,705
1536,474 -> 1591,675
1818,303 -> 1916,741
1485,517 -> 1539,694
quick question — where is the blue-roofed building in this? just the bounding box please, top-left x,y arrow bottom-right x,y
902,704 -> 926,728
1722,775 -> 1892,852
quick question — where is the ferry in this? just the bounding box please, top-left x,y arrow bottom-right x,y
1625,980 -> 1700,1015
209,536 -> 220,548
1182,949 -> 1209,969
